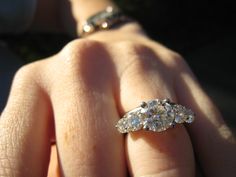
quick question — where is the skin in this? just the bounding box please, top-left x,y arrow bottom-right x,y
0,0 -> 236,177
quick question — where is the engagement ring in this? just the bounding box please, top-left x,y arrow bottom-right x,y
116,99 -> 195,133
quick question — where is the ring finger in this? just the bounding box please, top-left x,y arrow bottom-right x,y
113,44 -> 195,177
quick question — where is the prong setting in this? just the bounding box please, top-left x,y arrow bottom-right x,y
116,99 -> 195,133
140,101 -> 148,108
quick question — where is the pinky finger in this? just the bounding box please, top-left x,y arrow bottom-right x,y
175,65 -> 236,177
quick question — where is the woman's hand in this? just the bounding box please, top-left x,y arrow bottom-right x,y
0,23 -> 235,177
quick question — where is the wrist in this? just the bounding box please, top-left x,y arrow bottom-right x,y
69,0 -> 116,36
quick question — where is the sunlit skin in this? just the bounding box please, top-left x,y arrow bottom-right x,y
0,0 -> 235,177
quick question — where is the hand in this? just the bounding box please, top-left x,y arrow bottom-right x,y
0,23 -> 235,177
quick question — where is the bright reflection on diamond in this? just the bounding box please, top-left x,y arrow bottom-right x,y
116,99 -> 195,133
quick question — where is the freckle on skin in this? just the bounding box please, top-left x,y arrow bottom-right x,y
63,131 -> 77,147
64,132 -> 68,144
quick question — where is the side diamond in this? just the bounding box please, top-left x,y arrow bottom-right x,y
185,109 -> 195,123
173,105 -> 187,123
127,114 -> 142,131
116,118 -> 129,133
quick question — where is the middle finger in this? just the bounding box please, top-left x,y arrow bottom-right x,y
45,40 -> 126,176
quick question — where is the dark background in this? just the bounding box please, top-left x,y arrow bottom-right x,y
1,0 -> 236,130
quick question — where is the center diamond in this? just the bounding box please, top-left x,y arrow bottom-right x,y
140,100 -> 175,132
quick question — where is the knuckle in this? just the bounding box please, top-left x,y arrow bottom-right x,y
167,52 -> 189,71
12,63 -> 38,86
115,41 -> 160,75
114,40 -> 154,68
115,40 -> 150,55
7,61 -> 45,99
61,38 -> 105,64
59,39 -> 111,79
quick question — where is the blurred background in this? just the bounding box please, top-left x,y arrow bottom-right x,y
0,0 -> 235,130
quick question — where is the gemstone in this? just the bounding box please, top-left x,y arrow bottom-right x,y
164,103 -> 172,112
175,113 -> 186,123
143,115 -> 163,132
173,105 -> 187,123
162,114 -> 175,128
159,102 -> 175,128
140,99 -> 159,116
143,118 -> 155,130
140,101 -> 148,108
117,99 -> 195,133
128,115 -> 142,131
140,100 -> 176,132
185,110 -> 195,123
116,118 -> 129,133
148,99 -> 159,108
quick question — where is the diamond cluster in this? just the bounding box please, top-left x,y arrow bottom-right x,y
116,99 -> 195,133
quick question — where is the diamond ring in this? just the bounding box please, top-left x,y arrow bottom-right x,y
116,99 -> 195,133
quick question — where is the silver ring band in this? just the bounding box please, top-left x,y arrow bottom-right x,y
116,99 -> 195,133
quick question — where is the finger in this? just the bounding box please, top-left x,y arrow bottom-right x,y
47,145 -> 60,177
115,43 -> 195,177
0,63 -> 52,176
46,40 -> 126,176
175,61 -> 236,177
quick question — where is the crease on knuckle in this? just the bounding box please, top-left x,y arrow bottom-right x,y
60,38 -> 106,68
115,40 -> 151,57
58,39 -> 113,87
118,43 -> 165,81
115,41 -> 153,74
